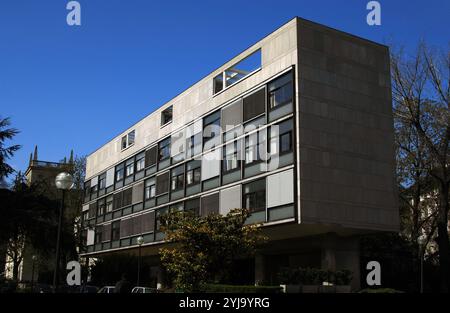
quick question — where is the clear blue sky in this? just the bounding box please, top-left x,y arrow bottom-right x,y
0,0 -> 448,177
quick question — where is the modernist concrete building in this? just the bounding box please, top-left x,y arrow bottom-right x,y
80,17 -> 398,290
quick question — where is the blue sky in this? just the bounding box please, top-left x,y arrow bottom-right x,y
0,0 -> 448,178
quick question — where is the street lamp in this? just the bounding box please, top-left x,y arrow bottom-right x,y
137,236 -> 144,287
418,235 -> 427,293
53,172 -> 74,293
31,255 -> 37,293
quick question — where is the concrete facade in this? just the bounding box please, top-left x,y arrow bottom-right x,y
80,18 -> 398,289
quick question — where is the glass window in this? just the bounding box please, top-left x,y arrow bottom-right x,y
243,178 -> 266,212
156,207 -> 168,231
269,83 -> 293,109
213,73 -> 223,94
125,159 -> 134,177
223,140 -> 240,173
136,152 -> 145,172
121,130 -> 135,150
82,211 -> 89,222
99,173 -> 106,190
203,110 -> 221,149
121,136 -> 127,150
171,174 -> 184,191
115,164 -> 124,182
158,137 -> 171,161
128,130 -> 135,146
145,182 -> 156,200
270,119 -> 293,156
268,72 -> 293,109
186,167 -> 201,186
245,131 -> 266,165
97,198 -> 106,216
161,106 -> 173,126
106,195 -> 113,213
84,181 -> 90,198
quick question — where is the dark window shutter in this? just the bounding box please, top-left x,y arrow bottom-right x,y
132,182 -> 144,204
145,146 -> 157,167
142,211 -> 155,232
156,172 -> 169,195
103,224 -> 111,241
122,188 -> 133,206
88,203 -> 97,218
222,99 -> 243,128
200,193 -> 219,216
120,219 -> 131,238
185,198 -> 200,216
243,88 -> 265,122
113,192 -> 123,210
131,216 -> 142,235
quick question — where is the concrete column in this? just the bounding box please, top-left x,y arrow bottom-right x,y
254,253 -> 266,286
335,236 -> 361,291
321,233 -> 337,271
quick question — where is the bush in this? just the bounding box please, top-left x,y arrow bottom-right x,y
358,288 -> 404,293
204,284 -> 282,293
277,267 -> 352,285
0,278 -> 18,293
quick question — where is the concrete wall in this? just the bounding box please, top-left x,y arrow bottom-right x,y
86,19 -> 299,180
296,19 -> 398,231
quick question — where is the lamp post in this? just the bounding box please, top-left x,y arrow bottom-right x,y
31,255 -> 37,293
53,172 -> 74,293
418,235 -> 427,293
137,236 -> 144,287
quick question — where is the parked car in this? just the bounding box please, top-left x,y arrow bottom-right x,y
79,285 -> 99,293
131,286 -> 157,293
98,286 -> 115,293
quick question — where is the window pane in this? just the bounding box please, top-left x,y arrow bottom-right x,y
269,84 -> 293,109
186,170 -> 193,185
280,132 -> 292,153
128,130 -> 135,146
161,106 -> 173,126
213,73 -> 223,94
126,163 -> 134,176
158,138 -> 171,161
136,158 -> 145,171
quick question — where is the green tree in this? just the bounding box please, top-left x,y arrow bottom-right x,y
391,42 -> 450,291
1,173 -> 59,280
0,117 -> 21,182
159,208 -> 267,292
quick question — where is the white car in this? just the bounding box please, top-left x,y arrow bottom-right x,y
98,286 -> 115,293
132,286 -> 157,293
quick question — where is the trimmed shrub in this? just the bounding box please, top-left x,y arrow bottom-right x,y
204,284 -> 283,293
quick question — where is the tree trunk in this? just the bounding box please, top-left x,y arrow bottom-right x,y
437,181 -> 450,292
12,255 -> 20,281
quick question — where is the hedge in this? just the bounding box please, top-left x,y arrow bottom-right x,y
203,284 -> 283,293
